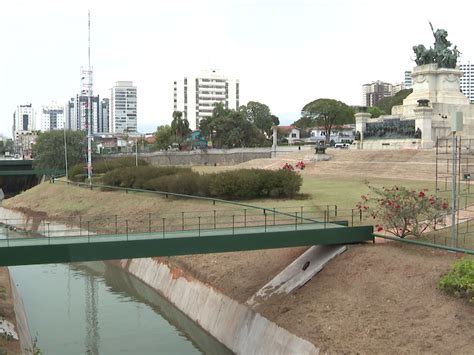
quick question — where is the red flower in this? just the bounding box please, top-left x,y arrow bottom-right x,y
442,202 -> 448,209
418,191 -> 425,198
376,226 -> 383,232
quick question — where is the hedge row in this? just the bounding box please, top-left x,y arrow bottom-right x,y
69,157 -> 148,182
100,166 -> 302,199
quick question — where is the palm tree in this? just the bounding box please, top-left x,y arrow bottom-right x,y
171,111 -> 190,138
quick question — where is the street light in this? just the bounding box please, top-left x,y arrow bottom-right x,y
63,123 -> 69,180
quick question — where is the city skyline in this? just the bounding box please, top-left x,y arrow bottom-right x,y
2,0 -> 474,137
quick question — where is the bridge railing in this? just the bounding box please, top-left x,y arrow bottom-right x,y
0,205 -> 355,243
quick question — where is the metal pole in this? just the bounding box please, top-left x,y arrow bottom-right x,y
452,133 -> 458,248
63,124 -> 69,180
135,140 -> 138,167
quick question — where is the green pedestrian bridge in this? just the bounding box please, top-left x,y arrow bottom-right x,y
0,207 -> 373,267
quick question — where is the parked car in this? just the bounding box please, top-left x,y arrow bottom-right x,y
334,143 -> 350,149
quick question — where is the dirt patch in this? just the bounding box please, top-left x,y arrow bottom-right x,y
171,247 -> 307,303
256,242 -> 474,354
0,268 -> 22,354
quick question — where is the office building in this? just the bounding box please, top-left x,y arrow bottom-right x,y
12,103 -> 36,157
40,103 -> 65,131
64,95 -> 100,133
361,81 -> 394,107
460,62 -> 474,103
404,71 -> 413,89
99,98 -> 110,133
110,81 -> 137,133
173,69 -> 239,130
13,103 -> 35,135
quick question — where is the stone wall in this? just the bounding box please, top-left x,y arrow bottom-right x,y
121,147 -> 308,166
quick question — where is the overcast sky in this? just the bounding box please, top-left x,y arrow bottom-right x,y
1,0 -> 474,136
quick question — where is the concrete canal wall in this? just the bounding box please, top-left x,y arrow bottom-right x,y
10,279 -> 33,354
114,257 -> 319,355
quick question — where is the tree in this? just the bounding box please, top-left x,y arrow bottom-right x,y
375,88 -> 413,114
171,111 -> 191,138
33,130 -> 87,170
154,125 -> 174,150
299,99 -> 354,144
0,139 -> 13,155
368,106 -> 386,118
357,185 -> 449,238
199,103 -> 265,148
242,101 -> 277,137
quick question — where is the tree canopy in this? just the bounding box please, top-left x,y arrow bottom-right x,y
374,88 -> 413,114
199,103 -> 266,148
171,111 -> 191,138
154,125 -> 175,150
33,130 -> 87,170
296,99 -> 354,143
368,106 -> 386,118
241,101 -> 279,136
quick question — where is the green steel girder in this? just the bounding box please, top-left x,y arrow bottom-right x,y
0,225 -> 373,267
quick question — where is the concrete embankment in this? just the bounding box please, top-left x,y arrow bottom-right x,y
10,278 -> 33,354
112,257 -> 319,355
0,207 -> 319,354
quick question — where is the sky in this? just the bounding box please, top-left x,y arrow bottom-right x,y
1,0 -> 474,137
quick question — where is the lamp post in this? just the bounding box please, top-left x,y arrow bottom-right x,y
63,123 -> 68,180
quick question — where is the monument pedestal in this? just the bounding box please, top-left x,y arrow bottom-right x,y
414,106 -> 434,149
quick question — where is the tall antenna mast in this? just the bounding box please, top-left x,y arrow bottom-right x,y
87,10 -> 93,184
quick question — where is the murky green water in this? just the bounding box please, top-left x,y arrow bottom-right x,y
9,261 -> 232,355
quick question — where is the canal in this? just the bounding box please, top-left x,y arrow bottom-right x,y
8,257 -> 231,354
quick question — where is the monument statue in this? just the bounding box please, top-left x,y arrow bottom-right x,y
412,22 -> 460,68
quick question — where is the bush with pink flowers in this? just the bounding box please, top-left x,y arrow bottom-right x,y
357,185 -> 449,238
295,161 -> 306,170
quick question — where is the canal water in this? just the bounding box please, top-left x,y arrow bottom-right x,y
0,219 -> 231,355
9,261 -> 232,355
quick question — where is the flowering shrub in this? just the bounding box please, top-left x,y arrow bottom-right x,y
282,163 -> 294,171
295,161 -> 306,170
357,185 -> 449,238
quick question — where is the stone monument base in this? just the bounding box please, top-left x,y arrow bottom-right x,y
312,154 -> 331,161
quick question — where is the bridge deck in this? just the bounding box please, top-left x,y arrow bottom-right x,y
0,222 -> 373,266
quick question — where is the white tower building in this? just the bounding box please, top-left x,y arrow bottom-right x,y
460,62 -> 474,103
40,103 -> 65,131
110,81 -> 137,133
173,69 -> 240,130
13,103 -> 35,136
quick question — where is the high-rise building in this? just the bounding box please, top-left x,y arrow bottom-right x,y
13,103 -> 35,135
404,71 -> 413,89
361,81 -> 393,107
64,95 -> 100,132
12,103 -> 36,157
460,62 -> 474,103
173,69 -> 240,130
99,98 -> 110,133
40,104 -> 65,131
110,81 -> 137,133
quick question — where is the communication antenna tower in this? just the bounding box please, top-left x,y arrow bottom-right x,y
81,10 -> 93,184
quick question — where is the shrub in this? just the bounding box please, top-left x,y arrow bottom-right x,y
208,169 -> 302,199
145,172 -> 200,195
439,258 -> 474,303
102,166 -> 192,189
100,166 -> 301,200
357,185 -> 449,238
69,157 -> 148,182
